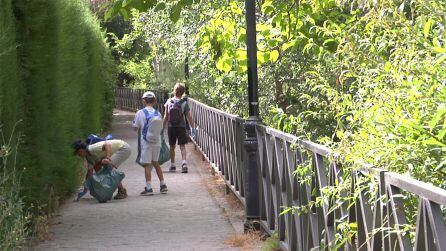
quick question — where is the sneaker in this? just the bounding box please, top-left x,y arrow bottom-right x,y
114,188 -> 128,200
140,187 -> 154,196
160,184 -> 168,194
169,165 -> 176,172
181,163 -> 188,173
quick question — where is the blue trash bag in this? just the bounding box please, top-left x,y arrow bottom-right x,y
159,134 -> 170,165
85,165 -> 125,203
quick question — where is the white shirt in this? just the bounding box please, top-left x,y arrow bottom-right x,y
133,106 -> 163,147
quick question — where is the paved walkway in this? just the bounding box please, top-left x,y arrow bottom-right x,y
36,110 -> 238,251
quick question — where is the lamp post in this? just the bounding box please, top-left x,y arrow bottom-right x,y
243,0 -> 261,232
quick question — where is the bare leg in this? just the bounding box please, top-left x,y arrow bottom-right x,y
152,161 -> 164,181
144,164 -> 152,182
180,144 -> 187,161
170,144 -> 176,163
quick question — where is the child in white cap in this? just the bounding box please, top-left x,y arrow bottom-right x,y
133,91 -> 167,195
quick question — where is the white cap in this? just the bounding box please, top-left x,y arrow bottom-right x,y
142,91 -> 156,99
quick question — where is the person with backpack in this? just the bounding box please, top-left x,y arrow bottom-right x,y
72,138 -> 130,200
163,83 -> 196,173
133,91 -> 168,195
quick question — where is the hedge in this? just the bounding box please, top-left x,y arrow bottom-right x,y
0,0 -> 115,207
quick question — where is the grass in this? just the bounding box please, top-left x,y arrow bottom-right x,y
224,231 -> 263,251
0,127 -> 31,250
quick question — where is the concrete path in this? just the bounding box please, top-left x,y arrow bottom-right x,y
36,110 -> 238,251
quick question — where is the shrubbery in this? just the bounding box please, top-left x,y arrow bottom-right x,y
0,0 -> 115,248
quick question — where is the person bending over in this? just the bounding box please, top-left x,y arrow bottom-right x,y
73,138 -> 131,199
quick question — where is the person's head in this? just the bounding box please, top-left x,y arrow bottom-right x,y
142,91 -> 156,106
173,83 -> 185,98
72,140 -> 88,157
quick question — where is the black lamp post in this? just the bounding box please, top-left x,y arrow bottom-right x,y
243,0 -> 261,232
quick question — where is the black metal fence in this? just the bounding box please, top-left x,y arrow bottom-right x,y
188,98 -> 247,203
256,126 -> 446,250
116,88 -> 446,251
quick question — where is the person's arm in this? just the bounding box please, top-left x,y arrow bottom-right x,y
186,112 -> 195,129
133,112 -> 140,133
163,107 -> 169,129
86,164 -> 94,179
101,142 -> 112,165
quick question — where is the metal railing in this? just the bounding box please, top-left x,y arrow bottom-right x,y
115,87 -> 168,113
116,88 -> 446,251
188,98 -> 247,203
256,125 -> 446,251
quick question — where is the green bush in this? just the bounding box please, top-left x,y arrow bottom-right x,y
0,0 -> 115,246
0,127 -> 30,250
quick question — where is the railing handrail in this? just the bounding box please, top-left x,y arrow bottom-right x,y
188,98 -> 244,122
258,124 -> 331,157
384,172 -> 446,205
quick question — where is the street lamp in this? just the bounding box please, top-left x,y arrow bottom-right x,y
243,0 -> 261,232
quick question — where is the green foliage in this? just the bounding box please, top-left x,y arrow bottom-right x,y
104,0 -> 199,22
0,0 -> 115,216
104,0 -> 446,247
0,0 -> 23,142
260,232 -> 280,251
0,126 -> 31,250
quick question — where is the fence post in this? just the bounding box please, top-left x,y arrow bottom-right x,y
243,0 -> 261,232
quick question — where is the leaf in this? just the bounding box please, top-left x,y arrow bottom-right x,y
235,50 -> 247,60
424,18 -> 433,38
122,0 -> 134,7
257,51 -> 267,64
434,54 -> 446,66
180,0 -> 193,6
236,59 -> 247,73
423,138 -> 446,147
238,28 -> 246,43
105,0 -> 124,20
143,0 -> 157,10
270,50 -> 279,62
119,8 -> 130,20
216,54 -> 233,73
170,4 -> 182,23
429,105 -> 446,129
384,61 -> 391,73
282,40 -> 297,51
154,2 -> 166,11
433,47 -> 446,53
280,207 -> 292,215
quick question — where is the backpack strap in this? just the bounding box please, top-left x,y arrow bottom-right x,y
142,108 -> 152,141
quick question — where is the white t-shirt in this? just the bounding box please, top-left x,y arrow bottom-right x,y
133,106 -> 163,147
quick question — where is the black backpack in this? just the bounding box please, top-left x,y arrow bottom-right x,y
168,99 -> 186,126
